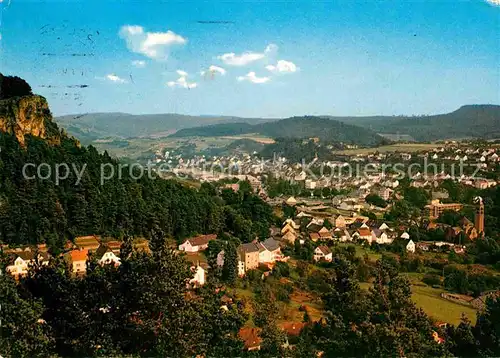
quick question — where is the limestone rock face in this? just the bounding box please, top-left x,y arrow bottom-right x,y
0,95 -> 59,145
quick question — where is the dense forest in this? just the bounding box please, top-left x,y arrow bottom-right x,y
0,129 -> 273,248
0,75 -> 273,249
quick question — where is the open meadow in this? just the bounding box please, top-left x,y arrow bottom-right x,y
333,143 -> 442,155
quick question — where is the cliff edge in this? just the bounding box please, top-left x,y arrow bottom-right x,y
0,95 -> 60,145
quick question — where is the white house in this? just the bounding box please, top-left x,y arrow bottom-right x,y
406,240 -> 416,253
400,232 -> 410,240
332,228 -> 351,242
372,229 -> 392,245
95,244 -> 121,266
6,250 -> 50,279
178,234 -> 217,252
258,238 -> 283,263
305,179 -> 317,189
258,246 -> 273,263
379,223 -> 390,231
313,246 -> 332,262
189,265 -> 206,287
379,188 -> 394,201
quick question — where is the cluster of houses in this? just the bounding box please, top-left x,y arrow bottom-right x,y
151,139 -> 500,214
178,234 -> 288,278
3,236 -> 149,280
279,206 -> 397,247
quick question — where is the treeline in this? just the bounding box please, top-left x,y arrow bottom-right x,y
0,131 -> 273,250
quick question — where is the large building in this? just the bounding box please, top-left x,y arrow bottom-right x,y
238,242 -> 260,275
426,199 -> 463,218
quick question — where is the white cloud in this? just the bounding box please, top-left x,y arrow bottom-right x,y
218,52 -> 265,66
119,25 -> 187,61
131,60 -> 146,68
210,65 -> 226,75
485,0 -> 500,6
201,65 -> 227,77
218,43 -> 277,66
237,72 -> 270,84
167,71 -> 197,89
105,74 -> 126,83
266,60 -> 298,74
264,44 -> 278,54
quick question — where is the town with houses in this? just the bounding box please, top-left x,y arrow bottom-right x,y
3,139 -> 498,351
1,3 -> 499,355
156,140 -> 499,195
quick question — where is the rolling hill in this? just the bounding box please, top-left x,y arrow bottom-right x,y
55,105 -> 500,144
171,116 -> 387,146
55,112 -> 275,143
336,105 -> 500,141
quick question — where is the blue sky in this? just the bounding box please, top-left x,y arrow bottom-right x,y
0,0 -> 499,117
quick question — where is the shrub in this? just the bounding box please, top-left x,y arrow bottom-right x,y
422,273 -> 442,287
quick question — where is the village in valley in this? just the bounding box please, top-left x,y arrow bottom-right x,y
4,138 -> 500,351
1,1 -> 499,355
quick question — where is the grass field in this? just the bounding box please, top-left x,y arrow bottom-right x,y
90,134 -> 274,161
359,278 -> 477,326
410,284 -> 477,325
334,143 -> 440,155
220,134 -> 275,144
337,243 -> 382,262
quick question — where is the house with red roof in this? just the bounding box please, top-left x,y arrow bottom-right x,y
239,327 -> 262,351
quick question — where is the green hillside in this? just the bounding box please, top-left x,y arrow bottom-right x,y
340,105 -> 500,141
172,116 -> 387,146
55,105 -> 500,145
55,112 -> 273,143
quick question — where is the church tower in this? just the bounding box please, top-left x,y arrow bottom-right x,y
474,197 -> 485,237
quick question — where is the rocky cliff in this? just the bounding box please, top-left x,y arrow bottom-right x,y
0,95 -> 60,145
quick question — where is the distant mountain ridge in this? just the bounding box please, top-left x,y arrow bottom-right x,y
336,105 -> 500,141
55,112 -> 274,143
55,105 -> 500,143
171,116 -> 387,146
